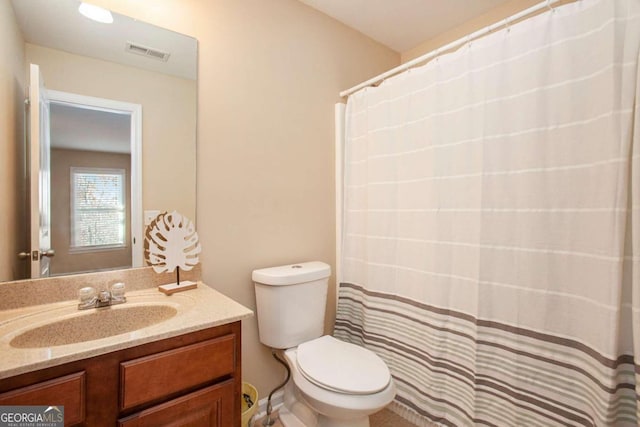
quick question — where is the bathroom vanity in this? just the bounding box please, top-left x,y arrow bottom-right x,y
0,323 -> 239,426
0,279 -> 252,426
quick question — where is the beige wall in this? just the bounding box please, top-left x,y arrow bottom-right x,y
402,0 -> 575,63
0,0 -> 27,282
25,44 -> 197,228
87,0 -> 399,398
50,148 -> 132,275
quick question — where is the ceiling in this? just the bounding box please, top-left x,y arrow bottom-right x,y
10,0 -> 197,80
50,103 -> 131,154
298,0 -> 514,53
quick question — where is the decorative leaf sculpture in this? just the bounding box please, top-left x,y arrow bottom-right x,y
144,210 -> 201,274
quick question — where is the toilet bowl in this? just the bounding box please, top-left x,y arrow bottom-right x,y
279,336 -> 396,427
253,262 -> 396,427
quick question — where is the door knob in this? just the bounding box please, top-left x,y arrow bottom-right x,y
18,250 -> 55,260
40,249 -> 55,258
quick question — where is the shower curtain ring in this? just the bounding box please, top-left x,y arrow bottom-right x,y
503,18 -> 511,32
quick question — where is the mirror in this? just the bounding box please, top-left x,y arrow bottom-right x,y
1,0 -> 197,282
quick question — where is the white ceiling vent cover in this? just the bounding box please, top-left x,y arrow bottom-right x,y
125,42 -> 170,62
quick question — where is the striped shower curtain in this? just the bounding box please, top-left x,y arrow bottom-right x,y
335,0 -> 640,426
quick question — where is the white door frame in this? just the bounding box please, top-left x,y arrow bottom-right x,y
47,89 -> 143,267
29,63 -> 52,278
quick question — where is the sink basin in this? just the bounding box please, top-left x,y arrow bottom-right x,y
10,305 -> 178,348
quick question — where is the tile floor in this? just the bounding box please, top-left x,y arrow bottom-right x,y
370,409 -> 422,427
252,408 -> 419,427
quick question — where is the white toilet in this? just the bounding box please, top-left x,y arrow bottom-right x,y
253,261 -> 396,427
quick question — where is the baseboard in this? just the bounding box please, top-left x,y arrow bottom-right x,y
253,389 -> 285,422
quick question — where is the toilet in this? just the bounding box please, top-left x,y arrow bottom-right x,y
253,261 -> 396,427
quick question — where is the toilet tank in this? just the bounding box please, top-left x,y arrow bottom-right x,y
253,261 -> 331,349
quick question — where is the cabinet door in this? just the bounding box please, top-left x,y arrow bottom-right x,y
0,371 -> 85,426
120,335 -> 236,411
117,380 -> 234,427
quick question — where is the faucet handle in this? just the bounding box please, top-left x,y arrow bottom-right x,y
110,282 -> 126,302
78,287 -> 98,309
78,287 -> 96,303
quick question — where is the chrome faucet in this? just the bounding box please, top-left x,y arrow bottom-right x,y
78,283 -> 126,310
96,290 -> 113,307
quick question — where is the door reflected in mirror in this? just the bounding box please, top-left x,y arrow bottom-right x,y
1,0 -> 197,282
48,91 -> 141,277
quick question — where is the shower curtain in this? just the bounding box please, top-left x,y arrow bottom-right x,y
335,0 -> 640,426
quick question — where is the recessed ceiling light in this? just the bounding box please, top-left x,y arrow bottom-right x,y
78,2 -> 114,24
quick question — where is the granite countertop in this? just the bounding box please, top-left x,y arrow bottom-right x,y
0,283 -> 253,379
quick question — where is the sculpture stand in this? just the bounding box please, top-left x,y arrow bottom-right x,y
158,281 -> 197,295
158,267 -> 198,295
146,211 -> 201,296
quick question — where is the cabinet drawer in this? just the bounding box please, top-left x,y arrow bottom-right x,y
117,379 -> 234,427
120,334 -> 236,411
0,371 -> 85,426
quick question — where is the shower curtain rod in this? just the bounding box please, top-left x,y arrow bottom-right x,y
339,0 -> 562,98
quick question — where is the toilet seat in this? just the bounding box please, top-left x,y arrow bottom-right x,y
296,335 -> 390,395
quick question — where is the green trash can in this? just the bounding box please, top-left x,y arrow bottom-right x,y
241,382 -> 258,427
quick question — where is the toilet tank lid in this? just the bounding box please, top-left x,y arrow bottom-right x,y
252,261 -> 331,286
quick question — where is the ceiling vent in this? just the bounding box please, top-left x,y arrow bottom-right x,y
125,42 -> 170,62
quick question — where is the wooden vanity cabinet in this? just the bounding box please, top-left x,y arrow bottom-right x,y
0,321 -> 242,427
0,371 -> 86,425
117,381 -> 234,427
